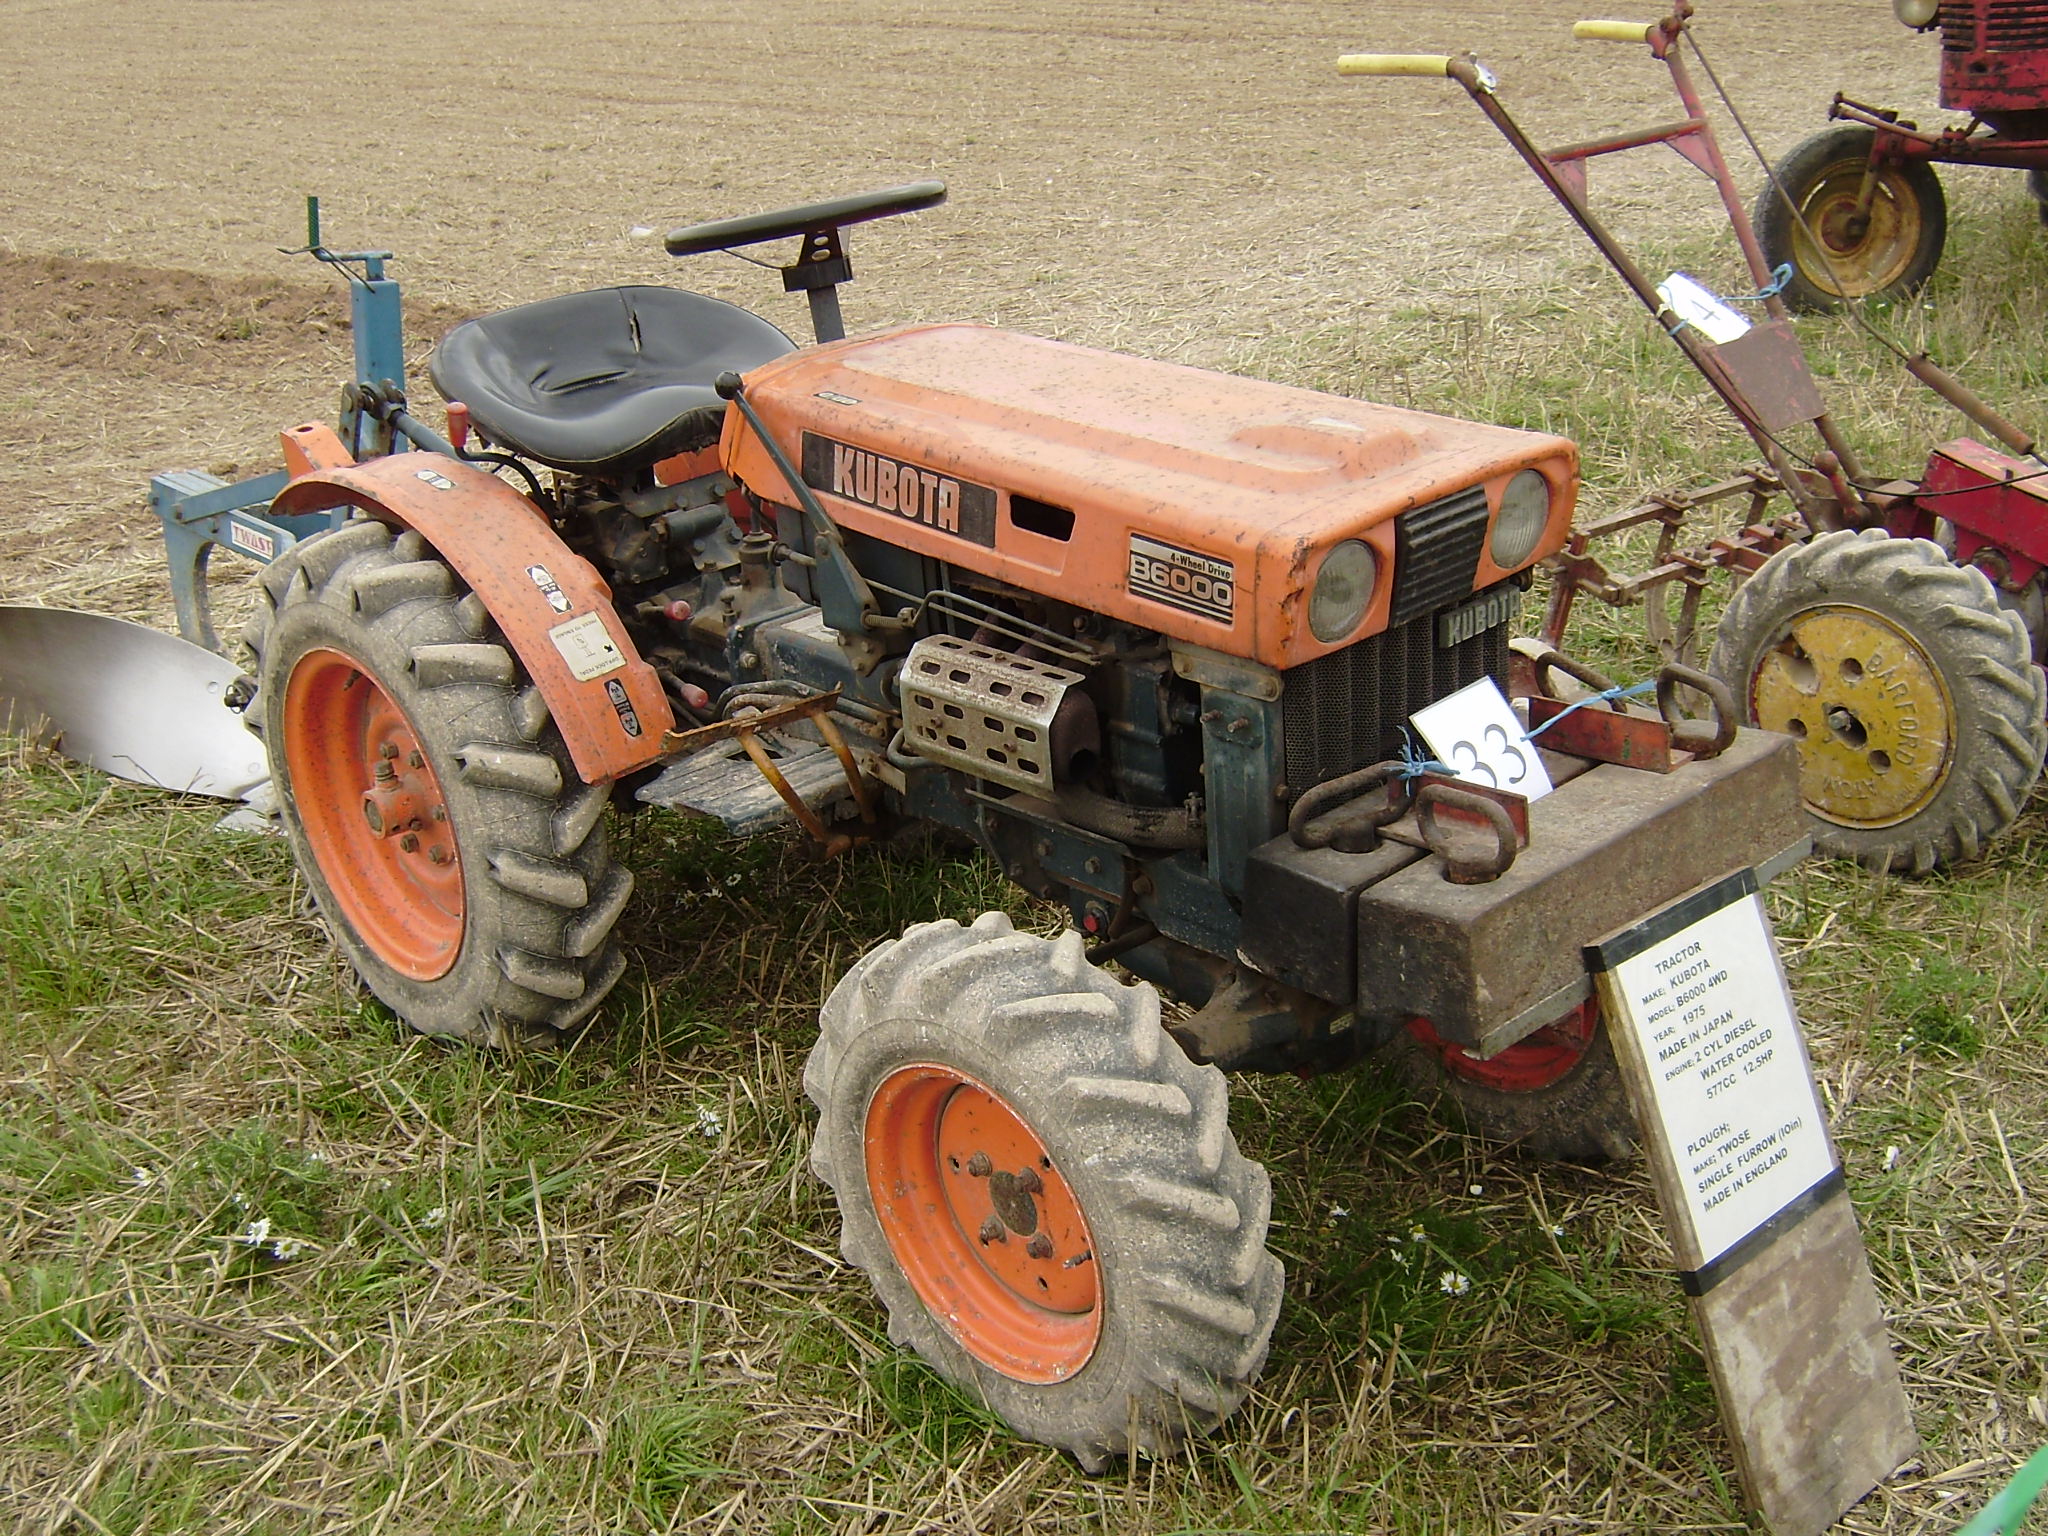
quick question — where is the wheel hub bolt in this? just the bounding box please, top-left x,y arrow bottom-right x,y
1016,1166 -> 1043,1195
379,742 -> 399,760
978,1216 -> 1006,1245
427,846 -> 451,865
399,833 -> 420,853
965,1152 -> 993,1178
408,750 -> 424,769
1025,1233 -> 1054,1261
373,760 -> 397,783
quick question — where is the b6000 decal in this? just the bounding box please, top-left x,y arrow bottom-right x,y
1128,533 -> 1235,624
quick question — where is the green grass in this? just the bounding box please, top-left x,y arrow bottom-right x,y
4,192 -> 2048,1534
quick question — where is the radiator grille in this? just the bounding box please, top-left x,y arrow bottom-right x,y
1943,0 -> 2048,51
1389,485 -> 1491,627
1279,608 -> 1510,799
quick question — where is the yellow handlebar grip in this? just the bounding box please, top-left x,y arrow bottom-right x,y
1572,19 -> 1655,41
1335,53 -> 1452,77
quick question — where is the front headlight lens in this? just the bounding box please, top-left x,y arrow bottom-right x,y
1310,540 -> 1378,643
1490,469 -> 1551,570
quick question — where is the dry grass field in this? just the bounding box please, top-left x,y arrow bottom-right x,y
2,2 -> 2044,1533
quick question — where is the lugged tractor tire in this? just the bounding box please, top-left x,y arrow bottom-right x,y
1754,125 -> 1947,312
1709,528 -> 2046,875
1381,1000 -> 1638,1163
245,518 -> 632,1046
805,912 -> 1284,1471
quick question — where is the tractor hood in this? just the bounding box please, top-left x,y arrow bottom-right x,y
723,323 -> 1576,669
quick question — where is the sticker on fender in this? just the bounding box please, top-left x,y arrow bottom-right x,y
1409,676 -> 1553,802
548,611 -> 627,682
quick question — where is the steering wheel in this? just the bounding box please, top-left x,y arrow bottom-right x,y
664,182 -> 947,257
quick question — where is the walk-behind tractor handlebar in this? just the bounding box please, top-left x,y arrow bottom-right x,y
152,168 -> 1816,1471
1343,7 -> 2048,877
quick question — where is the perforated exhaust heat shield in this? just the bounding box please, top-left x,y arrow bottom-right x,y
900,635 -> 1098,795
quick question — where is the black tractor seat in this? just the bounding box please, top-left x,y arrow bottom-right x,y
428,286 -> 797,480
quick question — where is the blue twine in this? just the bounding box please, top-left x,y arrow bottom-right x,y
1397,677 -> 1655,786
1726,262 -> 1795,304
1525,679 -> 1657,740
1396,733 -> 1457,782
1663,263 -> 1793,337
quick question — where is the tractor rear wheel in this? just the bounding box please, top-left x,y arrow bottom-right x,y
1755,126 -> 1947,311
805,912 -> 1283,1470
247,518 -> 632,1045
1385,1000 -> 1637,1162
1709,529 -> 2046,874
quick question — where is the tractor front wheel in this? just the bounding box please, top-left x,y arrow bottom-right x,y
1755,126 -> 1947,311
1709,529 -> 2046,874
1385,1000 -> 1637,1162
805,913 -> 1283,1470
248,518 -> 633,1045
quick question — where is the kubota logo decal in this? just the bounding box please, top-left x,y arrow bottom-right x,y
1128,533 -> 1235,625
801,433 -> 997,548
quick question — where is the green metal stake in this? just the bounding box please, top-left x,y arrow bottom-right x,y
1956,1444 -> 2048,1536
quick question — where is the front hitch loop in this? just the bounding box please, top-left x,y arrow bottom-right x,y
1414,782 -> 1520,884
1656,663 -> 1737,758
1532,647 -> 1622,704
1288,761 -> 1410,852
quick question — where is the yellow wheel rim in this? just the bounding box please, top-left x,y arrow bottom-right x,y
1749,605 -> 1955,828
1790,160 -> 1925,299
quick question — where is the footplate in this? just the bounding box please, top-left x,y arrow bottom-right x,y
637,736 -> 854,838
639,689 -> 876,848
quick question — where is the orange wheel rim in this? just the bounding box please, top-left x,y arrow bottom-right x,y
865,1065 -> 1101,1382
282,648 -> 464,980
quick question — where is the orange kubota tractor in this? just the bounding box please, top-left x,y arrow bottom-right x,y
152,188 -> 1807,1466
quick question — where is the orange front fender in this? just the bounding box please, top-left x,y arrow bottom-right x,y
270,453 -> 674,785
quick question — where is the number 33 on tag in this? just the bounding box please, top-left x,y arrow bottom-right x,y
1409,677 -> 1553,802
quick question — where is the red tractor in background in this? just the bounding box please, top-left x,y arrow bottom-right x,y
1759,0 -> 2048,309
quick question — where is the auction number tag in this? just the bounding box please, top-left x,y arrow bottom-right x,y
1409,677 -> 1552,802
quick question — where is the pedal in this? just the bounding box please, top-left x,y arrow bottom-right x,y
635,736 -> 853,837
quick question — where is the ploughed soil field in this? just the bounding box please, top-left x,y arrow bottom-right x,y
0,0 -> 1934,622
6,4 -> 2045,1535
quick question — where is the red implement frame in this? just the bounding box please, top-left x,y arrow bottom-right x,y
1346,4 -> 2047,668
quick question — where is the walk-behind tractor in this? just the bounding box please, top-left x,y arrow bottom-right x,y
1758,0 -> 2048,310
151,192 -> 1810,1466
1346,1 -> 2048,877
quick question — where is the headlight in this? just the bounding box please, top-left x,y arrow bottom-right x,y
1894,0 -> 1937,28
1309,540 -> 1378,643
1490,469 -> 1551,570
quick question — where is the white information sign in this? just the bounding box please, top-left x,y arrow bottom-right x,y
547,611 -> 627,682
1592,873 -> 1835,1268
1409,676 -> 1553,802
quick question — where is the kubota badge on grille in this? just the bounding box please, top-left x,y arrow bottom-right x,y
1127,533 -> 1235,624
801,432 -> 997,548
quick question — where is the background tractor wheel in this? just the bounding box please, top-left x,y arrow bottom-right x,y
1382,1000 -> 1637,1162
1709,529 -> 2046,875
1755,125 -> 1947,311
247,519 -> 632,1046
805,912 -> 1283,1471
